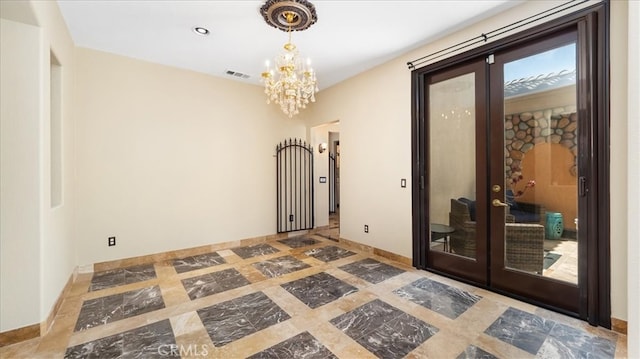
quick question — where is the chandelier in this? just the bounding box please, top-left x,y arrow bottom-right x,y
260,0 -> 318,118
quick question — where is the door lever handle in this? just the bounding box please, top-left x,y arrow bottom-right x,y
492,199 -> 509,207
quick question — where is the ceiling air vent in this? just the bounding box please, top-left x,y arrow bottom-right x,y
225,70 -> 250,79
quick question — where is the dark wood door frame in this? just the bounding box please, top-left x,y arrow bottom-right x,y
411,2 -> 610,327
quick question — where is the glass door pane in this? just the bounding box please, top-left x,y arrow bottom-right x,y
424,59 -> 488,284
502,42 -> 578,284
429,73 -> 476,259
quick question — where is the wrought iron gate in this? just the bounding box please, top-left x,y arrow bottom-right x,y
329,152 -> 336,213
276,139 -> 314,233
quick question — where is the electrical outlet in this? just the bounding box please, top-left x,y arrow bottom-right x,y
108,236 -> 116,246
364,225 -> 369,233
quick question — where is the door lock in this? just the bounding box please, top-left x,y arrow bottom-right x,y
492,185 -> 501,193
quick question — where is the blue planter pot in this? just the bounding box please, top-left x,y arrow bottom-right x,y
545,212 -> 564,239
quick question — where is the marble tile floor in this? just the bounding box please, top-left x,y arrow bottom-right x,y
88,263 -> 157,292
304,245 -> 356,263
74,285 -> 165,331
0,233 -> 627,358
173,252 -> 227,274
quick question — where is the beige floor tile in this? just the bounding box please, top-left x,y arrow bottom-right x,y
307,322 -> 377,359
0,337 -> 41,359
406,327 -> 472,359
169,312 -> 205,337
474,333 -> 536,359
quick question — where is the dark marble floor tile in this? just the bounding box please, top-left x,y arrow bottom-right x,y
247,331 -> 337,359
232,243 -> 280,259
181,274 -> 222,301
484,307 -> 555,355
390,313 -> 438,344
281,272 -> 358,308
206,313 -> 256,347
74,286 -> 164,331
64,332 -> 123,359
74,295 -> 124,332
123,264 -> 157,283
589,336 -> 618,359
197,291 -> 291,347
456,345 -> 499,359
89,264 -> 156,291
354,313 -> 437,359
536,321 -> 617,359
122,285 -> 165,317
278,236 -> 320,248
122,319 -> 176,357
330,299 -> 405,338
394,278 -> 481,319
215,268 -> 252,292
65,319 -> 175,359
239,291 -> 292,331
173,252 -> 226,273
252,255 -> 311,278
88,270 -> 125,292
304,246 -> 356,262
331,300 -> 438,359
338,258 -> 405,284
412,277 -> 452,292
181,268 -> 250,300
197,298 -> 239,323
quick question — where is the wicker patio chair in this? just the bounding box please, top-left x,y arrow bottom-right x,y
506,190 -> 546,225
448,198 -> 545,274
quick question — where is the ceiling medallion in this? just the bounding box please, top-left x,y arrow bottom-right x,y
260,0 -> 318,32
260,0 -> 319,118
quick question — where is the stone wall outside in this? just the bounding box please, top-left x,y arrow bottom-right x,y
505,105 -> 578,178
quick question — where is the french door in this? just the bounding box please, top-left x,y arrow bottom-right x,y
488,31 -> 580,312
411,4 -> 609,325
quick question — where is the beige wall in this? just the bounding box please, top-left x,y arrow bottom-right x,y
625,0 -> 639,354
33,0 -> 77,332
1,18 -> 43,332
74,48 -> 306,265
306,0 -> 634,326
609,0 -> 630,328
307,55 -> 414,258
0,0 -> 76,332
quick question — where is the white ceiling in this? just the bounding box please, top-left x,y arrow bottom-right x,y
57,0 -> 522,90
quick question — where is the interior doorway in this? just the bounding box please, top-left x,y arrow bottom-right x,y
328,136 -> 340,238
310,122 -> 341,241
